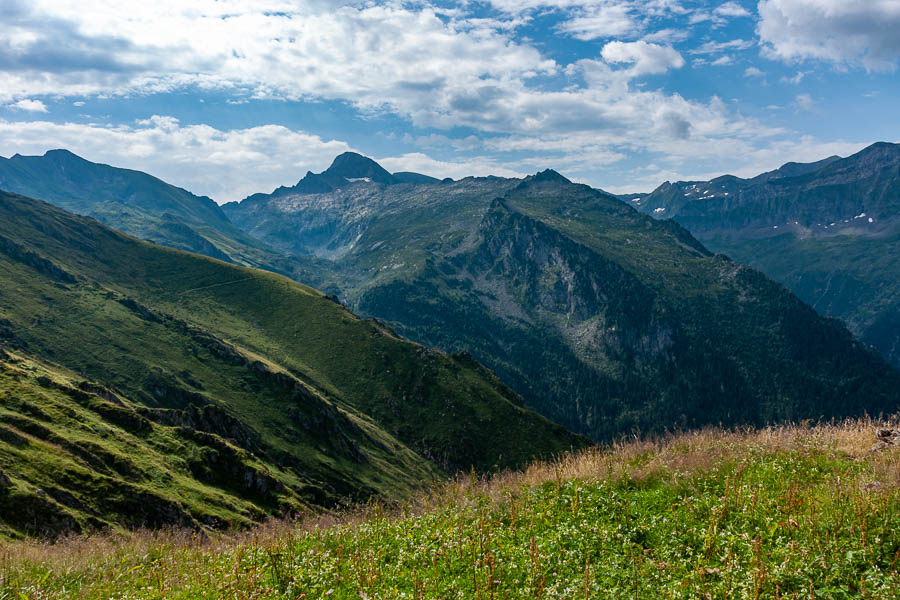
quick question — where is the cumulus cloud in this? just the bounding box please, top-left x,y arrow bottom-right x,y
7,99 -> 48,112
714,2 -> 751,17
556,4 -> 637,40
744,66 -> 765,77
602,137 -> 869,194
0,1 -> 769,152
0,1 -> 555,115
758,0 -> 900,71
600,41 -> 684,75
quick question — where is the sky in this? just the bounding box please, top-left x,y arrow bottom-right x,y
1,0 -> 899,203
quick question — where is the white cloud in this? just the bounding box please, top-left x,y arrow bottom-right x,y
0,116 -> 351,203
780,71 -> 807,84
556,4 -> 637,40
711,55 -> 733,66
376,152 -> 525,180
7,99 -> 48,112
485,0 -> 684,16
600,41 -> 684,75
689,2 -> 751,26
758,0 -> 900,71
0,0 -> 840,198
642,28 -> 690,43
744,66 -> 765,77
0,1 -> 555,116
714,2 -> 751,17
0,1 -> 773,157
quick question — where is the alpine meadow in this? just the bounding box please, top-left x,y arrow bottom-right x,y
1,1 -> 899,598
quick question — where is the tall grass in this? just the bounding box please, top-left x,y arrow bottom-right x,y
3,418 -> 900,599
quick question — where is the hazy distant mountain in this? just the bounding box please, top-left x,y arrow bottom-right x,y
223,156 -> 900,440
0,149 -> 333,284
633,142 -> 900,368
0,189 -> 582,537
234,152 -> 442,202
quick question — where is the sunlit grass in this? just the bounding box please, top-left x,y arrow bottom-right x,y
3,418 -> 899,599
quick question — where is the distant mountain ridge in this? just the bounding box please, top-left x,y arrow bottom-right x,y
633,141 -> 900,368
233,152 -> 444,204
5,147 -> 898,443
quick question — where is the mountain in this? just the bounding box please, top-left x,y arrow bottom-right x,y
633,142 -> 900,368
0,190 -> 583,538
235,152 -> 443,203
223,158 -> 900,441
0,149 -> 331,284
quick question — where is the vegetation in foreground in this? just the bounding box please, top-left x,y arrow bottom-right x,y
3,419 -> 899,599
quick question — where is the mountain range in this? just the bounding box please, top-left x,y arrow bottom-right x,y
632,142 -> 900,369
3,149 -> 898,440
221,154 -> 899,440
0,189 -> 581,537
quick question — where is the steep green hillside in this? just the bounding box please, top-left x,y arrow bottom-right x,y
0,149 -> 332,285
223,160 -> 900,441
0,190 -> 583,537
635,142 -> 900,368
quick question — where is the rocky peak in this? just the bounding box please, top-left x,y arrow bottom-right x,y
324,152 -> 396,184
530,169 -> 571,184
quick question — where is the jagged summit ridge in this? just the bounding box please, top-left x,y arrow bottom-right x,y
267,152 -> 450,196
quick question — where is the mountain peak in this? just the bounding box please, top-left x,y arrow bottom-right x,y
40,149 -> 90,165
44,148 -> 79,157
324,152 -> 395,184
530,169 -> 571,184
852,141 -> 900,162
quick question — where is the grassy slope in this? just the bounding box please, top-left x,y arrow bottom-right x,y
0,191 -> 584,537
0,349 -> 306,538
3,420 -> 899,599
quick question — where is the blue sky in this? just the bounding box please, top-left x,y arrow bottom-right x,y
1,0 -> 899,203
